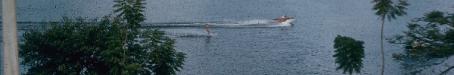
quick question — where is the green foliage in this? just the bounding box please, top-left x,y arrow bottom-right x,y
390,11 -> 454,58
21,17 -> 127,75
20,0 -> 188,74
423,11 -> 449,24
141,30 -> 186,75
373,0 -> 408,20
333,35 -> 365,75
21,0 -> 187,74
20,17 -> 186,75
389,11 -> 454,74
114,0 -> 145,31
113,0 -> 146,48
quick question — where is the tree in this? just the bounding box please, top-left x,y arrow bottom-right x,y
372,0 -> 408,74
113,0 -> 146,69
389,11 -> 454,75
114,0 -> 145,32
21,0 -> 187,74
112,0 -> 186,74
21,17 -> 186,75
112,0 -> 147,74
333,35 -> 365,75
142,30 -> 186,75
20,18 -> 136,75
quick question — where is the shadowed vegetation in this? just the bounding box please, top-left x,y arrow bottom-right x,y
390,11 -> 454,75
20,0 -> 186,75
20,17 -> 185,75
333,35 -> 365,75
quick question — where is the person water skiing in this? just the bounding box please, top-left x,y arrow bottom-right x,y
205,23 -> 211,36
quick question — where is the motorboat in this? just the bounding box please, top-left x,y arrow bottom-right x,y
273,16 -> 295,25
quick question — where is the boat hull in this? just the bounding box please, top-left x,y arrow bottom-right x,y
276,19 -> 295,26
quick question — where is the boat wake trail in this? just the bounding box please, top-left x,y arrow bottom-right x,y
144,18 -> 294,37
161,28 -> 216,38
143,19 -> 294,28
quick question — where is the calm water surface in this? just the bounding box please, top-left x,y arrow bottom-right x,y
4,0 -> 454,75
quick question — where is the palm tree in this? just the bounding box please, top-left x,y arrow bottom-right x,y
333,35 -> 365,75
372,0 -> 408,75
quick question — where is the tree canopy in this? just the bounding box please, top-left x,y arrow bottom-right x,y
333,35 -> 365,75
373,0 -> 408,20
390,11 -> 454,75
114,0 -> 145,31
20,0 -> 186,75
20,17 -> 186,75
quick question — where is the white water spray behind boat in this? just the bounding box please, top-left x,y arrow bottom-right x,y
144,16 -> 295,27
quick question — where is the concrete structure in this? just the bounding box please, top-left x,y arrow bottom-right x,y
2,0 -> 20,75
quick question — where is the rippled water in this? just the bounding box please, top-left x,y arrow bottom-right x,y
3,0 -> 454,75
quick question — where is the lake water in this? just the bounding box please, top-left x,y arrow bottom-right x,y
3,0 -> 454,75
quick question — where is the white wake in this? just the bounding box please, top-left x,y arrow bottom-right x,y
145,19 -> 295,27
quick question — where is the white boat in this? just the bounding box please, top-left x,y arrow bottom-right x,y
273,16 -> 295,25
